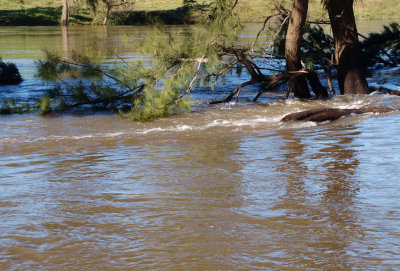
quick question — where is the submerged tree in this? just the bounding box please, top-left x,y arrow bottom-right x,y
24,0 -> 398,120
0,59 -> 23,85
285,0 -> 310,98
324,0 -> 369,94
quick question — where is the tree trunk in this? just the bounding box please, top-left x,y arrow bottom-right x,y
61,0 -> 69,26
285,0 -> 310,99
326,0 -> 368,94
103,6 -> 111,25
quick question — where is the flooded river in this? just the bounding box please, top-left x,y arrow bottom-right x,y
1,23 -> 400,270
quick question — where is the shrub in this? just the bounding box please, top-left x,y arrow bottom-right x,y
0,59 -> 23,85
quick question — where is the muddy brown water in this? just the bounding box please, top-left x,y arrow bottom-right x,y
1,23 -> 400,270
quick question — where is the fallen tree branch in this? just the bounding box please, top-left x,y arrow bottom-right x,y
209,80 -> 255,104
217,46 -> 329,103
281,107 -> 394,122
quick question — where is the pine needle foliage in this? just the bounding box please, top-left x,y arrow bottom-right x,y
301,24 -> 334,70
0,98 -> 35,114
361,22 -> 400,68
35,0 -> 243,120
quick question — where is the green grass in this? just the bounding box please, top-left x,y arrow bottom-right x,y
354,0 -> 400,19
0,0 -> 399,26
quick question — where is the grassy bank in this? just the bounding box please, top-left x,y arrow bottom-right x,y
0,0 -> 399,26
0,7 -> 92,26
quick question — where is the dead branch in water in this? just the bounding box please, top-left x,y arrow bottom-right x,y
281,107 -> 394,123
209,46 -> 329,104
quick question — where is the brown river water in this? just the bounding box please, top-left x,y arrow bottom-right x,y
1,23 -> 400,270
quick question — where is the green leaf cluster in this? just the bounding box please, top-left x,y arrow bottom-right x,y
0,98 -> 35,114
34,0 -> 243,120
361,22 -> 400,68
301,24 -> 334,70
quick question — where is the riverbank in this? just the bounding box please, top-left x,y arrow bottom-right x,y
0,0 -> 399,26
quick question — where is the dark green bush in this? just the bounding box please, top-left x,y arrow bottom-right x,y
0,59 -> 23,85
109,7 -> 194,25
361,22 -> 400,68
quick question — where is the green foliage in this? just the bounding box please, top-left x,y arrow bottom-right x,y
38,95 -> 52,115
1,99 -> 18,114
33,0 -> 243,121
0,59 -> 23,85
361,22 -> 400,68
37,50 -> 105,81
0,99 -> 34,114
275,19 -> 399,74
272,18 -> 335,72
301,24 -> 334,70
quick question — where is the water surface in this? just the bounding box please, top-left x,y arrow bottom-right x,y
1,24 -> 400,270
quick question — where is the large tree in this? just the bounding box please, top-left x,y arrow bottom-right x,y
325,0 -> 369,94
285,0 -> 369,97
285,0 -> 310,98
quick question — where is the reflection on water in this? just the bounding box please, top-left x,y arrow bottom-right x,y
61,26 -> 71,60
1,24 -> 400,270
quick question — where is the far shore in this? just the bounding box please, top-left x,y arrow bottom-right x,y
1,0 -> 400,27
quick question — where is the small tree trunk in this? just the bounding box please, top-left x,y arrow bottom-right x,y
61,0 -> 69,26
326,0 -> 368,94
103,6 -> 111,25
285,0 -> 311,99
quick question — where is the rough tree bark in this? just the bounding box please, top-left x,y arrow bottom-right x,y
61,0 -> 69,26
326,0 -> 369,94
285,0 -> 311,98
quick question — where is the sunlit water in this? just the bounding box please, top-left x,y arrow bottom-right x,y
1,23 -> 400,270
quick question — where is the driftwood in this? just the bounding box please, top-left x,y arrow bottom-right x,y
281,86 -> 400,122
281,107 -> 394,122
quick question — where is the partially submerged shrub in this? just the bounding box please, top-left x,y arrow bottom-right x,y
0,59 -> 23,85
0,98 -> 34,114
34,1 -> 242,121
